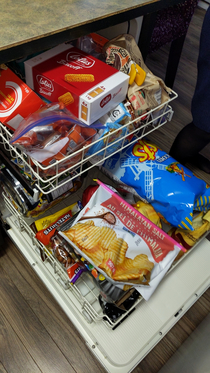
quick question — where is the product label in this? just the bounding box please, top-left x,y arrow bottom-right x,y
101,195 -> 175,263
0,66 -> 43,130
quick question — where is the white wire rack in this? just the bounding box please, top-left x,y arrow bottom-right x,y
2,191 -> 143,329
3,184 -> 208,330
0,90 -> 177,200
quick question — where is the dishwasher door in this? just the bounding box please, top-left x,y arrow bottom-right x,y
4,203 -> 210,373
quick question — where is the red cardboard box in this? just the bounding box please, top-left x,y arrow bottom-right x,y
24,43 -> 129,125
0,65 -> 44,131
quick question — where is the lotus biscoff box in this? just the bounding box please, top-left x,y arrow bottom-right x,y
0,65 -> 44,131
24,43 -> 129,125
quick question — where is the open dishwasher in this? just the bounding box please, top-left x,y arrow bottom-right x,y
0,90 -> 210,373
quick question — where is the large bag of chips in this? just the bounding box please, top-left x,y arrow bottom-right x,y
59,181 -> 184,300
101,138 -> 210,231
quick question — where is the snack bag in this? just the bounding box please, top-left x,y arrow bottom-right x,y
9,103 -> 101,171
104,34 -> 171,111
168,210 -> 210,250
132,200 -> 162,229
51,235 -> 86,284
59,181 -> 184,300
87,121 -> 129,160
99,102 -> 131,125
101,138 -> 210,231
35,201 -> 82,247
86,102 -> 131,160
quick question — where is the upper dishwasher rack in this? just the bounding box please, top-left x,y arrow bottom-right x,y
0,91 -> 177,200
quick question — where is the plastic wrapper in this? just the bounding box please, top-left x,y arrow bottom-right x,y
168,210 -> 210,251
59,182 -> 183,300
87,103 -> 131,160
9,103 -> 101,175
101,138 -> 210,231
104,34 -> 171,112
51,235 -> 86,284
87,122 -> 129,160
99,102 -> 131,125
128,90 -> 148,118
122,98 -> 146,130
132,200 -> 162,229
76,33 -> 107,61
34,201 -> 82,247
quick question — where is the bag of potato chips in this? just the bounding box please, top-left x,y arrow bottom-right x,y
101,138 -> 210,231
59,182 -> 183,300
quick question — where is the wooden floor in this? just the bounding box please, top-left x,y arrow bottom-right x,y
1,6 -> 210,373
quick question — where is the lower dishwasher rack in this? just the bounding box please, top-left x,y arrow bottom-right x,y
2,190 -> 210,373
4,188 -> 210,373
2,191 -> 143,329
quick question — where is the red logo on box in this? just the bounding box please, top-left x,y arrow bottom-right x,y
36,75 -> 54,92
66,52 -> 95,68
100,94 -> 111,108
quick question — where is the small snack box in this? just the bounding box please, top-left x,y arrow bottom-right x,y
0,65 -> 44,131
24,43 -> 129,125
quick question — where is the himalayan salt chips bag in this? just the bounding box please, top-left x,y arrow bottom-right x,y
59,184 -> 183,300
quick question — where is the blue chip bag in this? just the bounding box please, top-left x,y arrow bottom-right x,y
101,138 -> 210,231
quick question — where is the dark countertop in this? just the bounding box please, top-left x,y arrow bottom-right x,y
1,0 -> 155,50
0,0 -> 184,64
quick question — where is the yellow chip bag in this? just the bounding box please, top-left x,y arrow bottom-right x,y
35,202 -> 81,231
35,201 -> 82,246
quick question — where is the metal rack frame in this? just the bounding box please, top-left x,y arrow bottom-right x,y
0,91 -> 177,200
3,185 -> 206,330
2,191 -> 144,329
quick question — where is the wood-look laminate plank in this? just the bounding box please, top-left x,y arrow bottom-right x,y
0,261 -> 76,373
0,309 -> 41,373
0,235 -> 105,373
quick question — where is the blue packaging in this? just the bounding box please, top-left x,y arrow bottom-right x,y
101,138 -> 210,230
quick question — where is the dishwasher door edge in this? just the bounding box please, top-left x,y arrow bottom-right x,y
5,215 -> 210,373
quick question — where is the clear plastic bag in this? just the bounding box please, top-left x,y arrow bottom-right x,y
10,103 -> 102,171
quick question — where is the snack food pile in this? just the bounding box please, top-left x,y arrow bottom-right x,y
0,33 -> 210,324
104,34 -> 171,118
59,182 -> 183,300
9,103 -> 99,176
7,33 -> 173,179
30,171 -> 210,308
